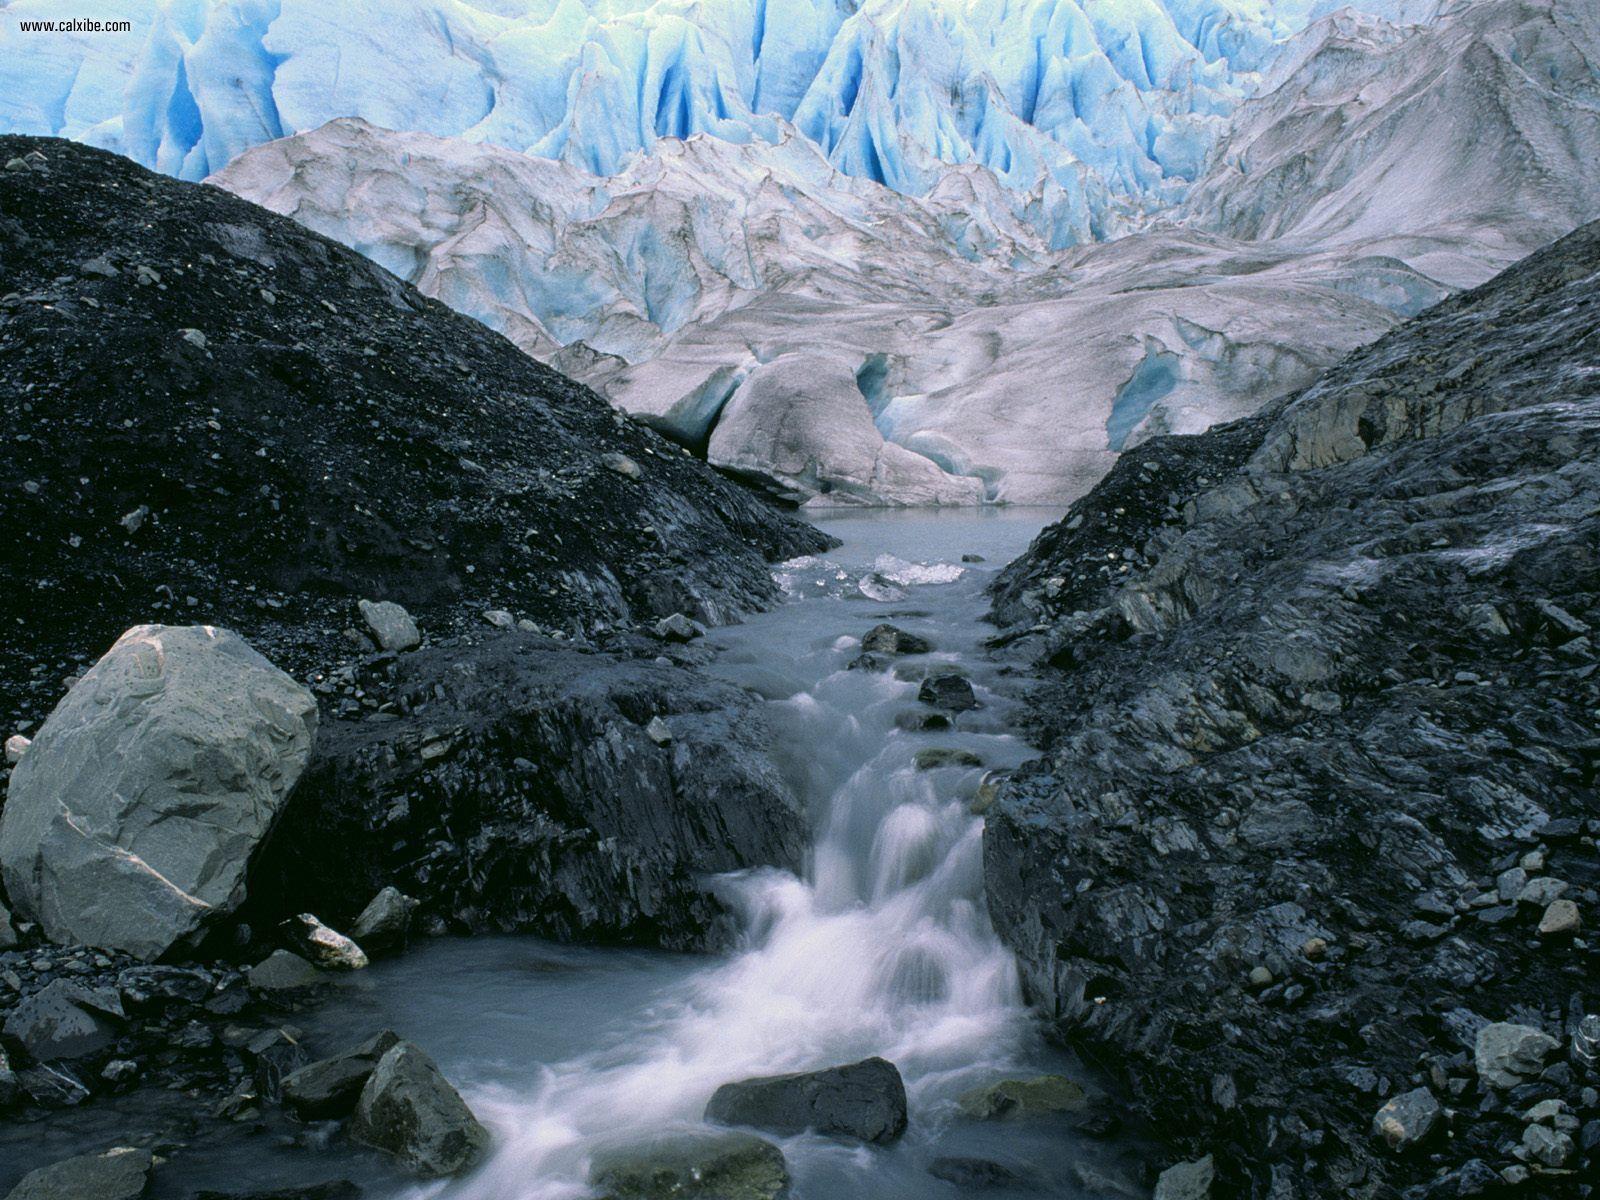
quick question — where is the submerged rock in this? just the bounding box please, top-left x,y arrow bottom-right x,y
861,624 -> 932,656
1475,1023 -> 1559,1090
3,1147 -> 151,1200
348,1041 -> 489,1178
928,1156 -> 1031,1190
590,1130 -> 789,1200
704,1057 -> 908,1145
1153,1155 -> 1214,1200
917,673 -> 977,712
957,1075 -> 1088,1120
913,748 -> 983,771
0,625 -> 316,961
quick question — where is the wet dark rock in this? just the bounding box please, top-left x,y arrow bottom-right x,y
928,1155 -> 1032,1189
0,134 -> 830,743
860,624 -> 932,656
2,980 -> 120,1060
347,1041 -> 488,1178
590,1130 -> 788,1200
957,1075 -> 1088,1120
1,1147 -> 151,1200
917,673 -> 978,712
704,1056 -> 908,1144
348,888 -> 418,955
193,1185 -> 361,1200
281,1030 -> 399,1119
241,635 -> 807,951
246,951 -> 325,993
913,748 -> 983,770
986,221 -> 1600,1196
894,710 -> 951,732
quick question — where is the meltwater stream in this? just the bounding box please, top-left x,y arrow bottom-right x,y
64,509 -> 1143,1200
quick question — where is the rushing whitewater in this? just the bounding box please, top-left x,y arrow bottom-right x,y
353,511 -> 1101,1199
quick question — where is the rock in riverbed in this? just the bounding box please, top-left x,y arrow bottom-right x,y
282,1030 -> 400,1119
705,1056 -> 908,1144
349,887 -> 419,954
0,624 -> 316,961
958,1075 -> 1088,1120
2,1147 -> 151,1200
348,1041 -> 489,1178
279,914 -> 368,971
590,1130 -> 789,1200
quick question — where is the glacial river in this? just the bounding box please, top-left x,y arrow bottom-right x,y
4,509 -> 1146,1199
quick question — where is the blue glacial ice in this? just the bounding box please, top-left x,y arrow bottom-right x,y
0,0 -> 1446,246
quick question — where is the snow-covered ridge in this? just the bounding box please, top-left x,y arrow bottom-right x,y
0,0 -> 1443,246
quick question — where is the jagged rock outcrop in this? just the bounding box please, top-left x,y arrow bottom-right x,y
986,220 -> 1600,1196
0,625 -> 316,961
0,135 -> 829,743
238,631 -> 808,951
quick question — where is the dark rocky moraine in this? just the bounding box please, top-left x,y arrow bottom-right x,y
0,133 -> 830,1157
0,135 -> 831,738
987,220 -> 1600,1196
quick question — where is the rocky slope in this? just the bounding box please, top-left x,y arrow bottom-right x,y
0,134 -> 828,741
986,218 -> 1600,1196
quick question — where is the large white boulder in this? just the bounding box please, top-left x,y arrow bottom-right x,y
0,625 -> 317,961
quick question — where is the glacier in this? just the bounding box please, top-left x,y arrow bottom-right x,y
212,0 -> 1600,505
0,0 -> 1447,246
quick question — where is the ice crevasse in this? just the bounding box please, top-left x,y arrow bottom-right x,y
0,0 -> 1445,247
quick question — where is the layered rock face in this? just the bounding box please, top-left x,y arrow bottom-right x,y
0,626 -> 315,960
0,135 -> 829,739
986,220 -> 1600,1195
239,632 -> 808,951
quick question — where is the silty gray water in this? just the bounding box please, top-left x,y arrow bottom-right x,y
43,509 -> 1145,1199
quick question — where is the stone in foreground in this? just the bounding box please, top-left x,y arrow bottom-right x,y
1154,1154 -> 1215,1200
246,950 -> 326,992
358,599 -> 420,652
282,1030 -> 400,1119
704,1057 -> 907,1144
349,887 -> 419,954
590,1129 -> 788,1200
2,980 -> 121,1061
3,1147 -> 152,1200
280,914 -> 368,970
0,625 -> 317,960
958,1074 -> 1088,1120
1372,1088 -> 1440,1151
348,1041 -> 489,1178
1475,1023 -> 1559,1090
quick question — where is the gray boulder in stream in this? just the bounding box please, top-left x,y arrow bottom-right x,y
2,1148 -> 152,1200
347,1041 -> 489,1178
704,1056 -> 908,1144
590,1130 -> 789,1200
0,624 -> 317,961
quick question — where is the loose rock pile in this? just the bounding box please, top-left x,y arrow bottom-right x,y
987,219 -> 1600,1196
